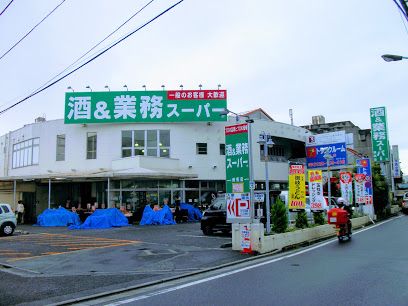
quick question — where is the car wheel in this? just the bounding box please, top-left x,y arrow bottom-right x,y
202,225 -> 213,236
1,223 -> 15,236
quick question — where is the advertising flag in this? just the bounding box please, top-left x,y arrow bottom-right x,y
288,164 -> 306,211
339,172 -> 353,205
354,173 -> 366,205
356,158 -> 373,205
308,170 -> 326,211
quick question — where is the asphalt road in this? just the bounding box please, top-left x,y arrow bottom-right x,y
0,223 -> 240,306
93,215 -> 408,306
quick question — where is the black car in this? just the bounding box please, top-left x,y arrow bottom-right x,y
200,196 -> 231,235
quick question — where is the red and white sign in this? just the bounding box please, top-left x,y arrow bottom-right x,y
240,223 -> 252,253
224,123 -> 248,136
167,90 -> 227,100
227,193 -> 251,222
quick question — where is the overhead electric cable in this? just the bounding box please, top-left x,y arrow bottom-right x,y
0,0 -> 14,16
0,0 -> 66,61
0,0 -> 185,116
392,0 -> 408,22
28,0 -> 155,99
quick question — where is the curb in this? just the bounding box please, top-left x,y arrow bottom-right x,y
45,215 -> 399,305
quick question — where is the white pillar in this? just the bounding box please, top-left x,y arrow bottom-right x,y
48,179 -> 51,209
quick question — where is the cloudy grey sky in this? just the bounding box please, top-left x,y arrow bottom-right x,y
1,1 -> 407,172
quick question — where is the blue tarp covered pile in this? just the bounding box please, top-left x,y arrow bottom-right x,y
36,207 -> 81,227
180,203 -> 202,221
69,208 -> 129,229
140,205 -> 176,225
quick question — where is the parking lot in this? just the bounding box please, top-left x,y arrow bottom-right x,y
0,222 -> 241,305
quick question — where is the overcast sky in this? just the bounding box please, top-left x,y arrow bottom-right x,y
1,0 -> 408,173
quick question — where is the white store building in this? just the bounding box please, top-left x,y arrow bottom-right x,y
0,108 -> 310,223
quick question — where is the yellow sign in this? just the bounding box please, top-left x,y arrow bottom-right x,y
288,164 -> 306,210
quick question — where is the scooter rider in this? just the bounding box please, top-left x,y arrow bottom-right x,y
337,197 -> 352,234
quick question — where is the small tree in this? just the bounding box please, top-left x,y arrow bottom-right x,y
271,197 -> 288,233
313,212 -> 325,225
295,211 -> 309,229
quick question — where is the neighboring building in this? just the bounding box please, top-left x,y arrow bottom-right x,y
302,115 -> 373,164
0,109 -> 310,222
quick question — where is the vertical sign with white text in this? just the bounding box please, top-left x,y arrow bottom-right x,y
370,107 -> 389,162
225,123 -> 251,223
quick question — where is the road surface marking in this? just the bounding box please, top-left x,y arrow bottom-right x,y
105,216 -> 399,305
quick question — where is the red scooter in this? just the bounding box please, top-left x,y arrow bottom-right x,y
328,207 -> 352,242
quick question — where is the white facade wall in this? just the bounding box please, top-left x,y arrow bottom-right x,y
0,118 -> 310,182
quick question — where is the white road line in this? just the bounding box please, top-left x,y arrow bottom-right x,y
104,216 -> 401,306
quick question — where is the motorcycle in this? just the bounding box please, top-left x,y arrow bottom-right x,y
328,207 -> 352,242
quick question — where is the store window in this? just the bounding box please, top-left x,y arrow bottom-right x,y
196,143 -> 207,155
56,134 -> 65,161
12,138 -> 40,169
121,130 -> 170,158
86,132 -> 97,159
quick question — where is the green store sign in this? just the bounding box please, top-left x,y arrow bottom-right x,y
64,89 -> 227,124
225,123 -> 250,193
370,106 -> 389,162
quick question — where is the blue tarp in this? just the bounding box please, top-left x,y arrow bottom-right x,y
69,208 -> 129,230
180,203 -> 202,222
140,205 -> 176,225
36,207 -> 81,227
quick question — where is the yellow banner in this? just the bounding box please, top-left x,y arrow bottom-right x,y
288,164 -> 306,210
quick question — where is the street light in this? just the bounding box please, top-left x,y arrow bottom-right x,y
257,131 -> 275,234
85,85 -> 92,92
324,149 -> 333,206
161,85 -> 165,91
381,54 -> 408,62
123,84 -> 128,91
142,85 -> 146,91
179,84 -> 184,90
220,108 -> 255,221
104,85 -> 110,91
67,86 -> 74,92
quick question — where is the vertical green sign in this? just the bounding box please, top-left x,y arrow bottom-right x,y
370,107 -> 389,162
225,123 -> 250,193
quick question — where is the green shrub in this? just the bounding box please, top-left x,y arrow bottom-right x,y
271,197 -> 288,233
295,211 -> 309,229
313,212 -> 325,225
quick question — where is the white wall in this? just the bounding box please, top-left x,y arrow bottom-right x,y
0,117 -> 310,182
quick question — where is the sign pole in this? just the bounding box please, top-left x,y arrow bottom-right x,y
247,119 -> 255,221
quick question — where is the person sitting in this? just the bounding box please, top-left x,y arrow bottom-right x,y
337,197 -> 352,234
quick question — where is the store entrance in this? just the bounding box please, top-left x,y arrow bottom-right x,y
122,191 -> 159,221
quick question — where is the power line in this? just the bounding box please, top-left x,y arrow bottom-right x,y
0,0 -> 66,61
392,0 -> 408,22
0,0 -> 185,116
28,0 -> 155,101
0,0 -> 14,16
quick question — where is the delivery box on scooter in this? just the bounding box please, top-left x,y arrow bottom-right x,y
327,208 -> 348,225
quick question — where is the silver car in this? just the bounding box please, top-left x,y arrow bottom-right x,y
0,203 -> 17,236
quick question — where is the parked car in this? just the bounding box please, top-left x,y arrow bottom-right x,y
402,193 -> 408,214
0,203 -> 17,236
200,195 -> 230,235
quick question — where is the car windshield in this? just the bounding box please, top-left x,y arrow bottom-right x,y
211,197 -> 225,210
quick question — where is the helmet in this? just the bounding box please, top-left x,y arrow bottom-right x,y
337,197 -> 346,206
